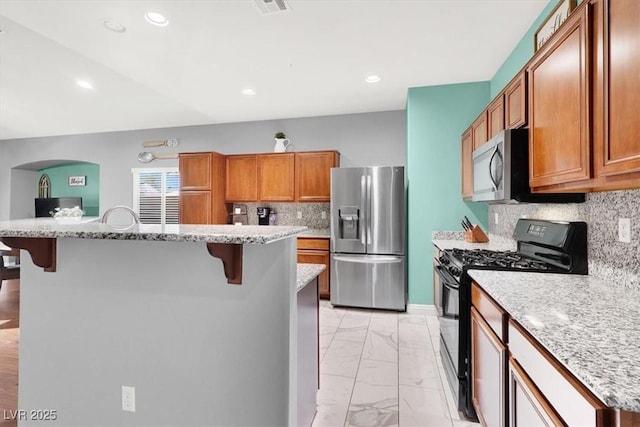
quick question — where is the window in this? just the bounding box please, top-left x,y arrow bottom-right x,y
132,167 -> 179,225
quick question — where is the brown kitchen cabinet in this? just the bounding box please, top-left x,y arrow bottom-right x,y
179,191 -> 211,224
297,237 -> 330,299
295,151 -> 340,202
461,127 -> 473,200
487,95 -> 505,139
508,358 -> 565,426
226,155 -> 258,202
528,3 -> 591,190
528,0 -> 640,193
472,111 -> 489,150
504,71 -> 527,129
258,153 -> 295,202
471,283 -> 508,427
179,152 -> 227,224
592,0 -> 640,188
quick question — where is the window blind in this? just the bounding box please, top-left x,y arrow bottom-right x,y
132,167 -> 179,225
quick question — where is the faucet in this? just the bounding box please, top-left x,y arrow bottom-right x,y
100,206 -> 141,226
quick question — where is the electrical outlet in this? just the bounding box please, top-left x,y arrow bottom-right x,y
494,213 -> 499,225
297,211 -> 302,219
618,218 -> 631,243
122,385 -> 136,412
321,211 -> 326,219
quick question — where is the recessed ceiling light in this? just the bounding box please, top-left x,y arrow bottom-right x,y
365,74 -> 381,83
76,80 -> 94,90
145,12 -> 169,27
103,19 -> 126,33
241,88 -> 256,96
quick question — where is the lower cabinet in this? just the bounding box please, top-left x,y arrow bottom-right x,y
297,237 -> 330,299
508,358 -> 564,426
471,307 -> 507,427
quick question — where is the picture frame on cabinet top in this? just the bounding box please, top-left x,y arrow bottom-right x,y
534,0 -> 577,51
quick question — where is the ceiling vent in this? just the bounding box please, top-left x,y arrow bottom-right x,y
254,0 -> 290,14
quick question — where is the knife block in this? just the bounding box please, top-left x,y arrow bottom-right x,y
464,225 -> 489,243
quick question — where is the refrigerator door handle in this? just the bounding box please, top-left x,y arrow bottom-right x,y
366,174 -> 372,249
360,175 -> 367,245
333,255 -> 403,264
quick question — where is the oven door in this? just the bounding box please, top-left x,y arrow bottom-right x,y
435,266 -> 460,373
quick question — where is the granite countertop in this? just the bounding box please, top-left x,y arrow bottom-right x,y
468,269 -> 640,412
0,218 -> 307,244
296,263 -> 326,292
297,228 -> 330,238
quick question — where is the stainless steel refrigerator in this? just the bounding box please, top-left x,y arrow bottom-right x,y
330,166 -> 406,311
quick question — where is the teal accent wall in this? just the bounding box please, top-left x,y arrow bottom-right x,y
490,0 -> 564,96
38,163 -> 100,216
406,82 -> 490,305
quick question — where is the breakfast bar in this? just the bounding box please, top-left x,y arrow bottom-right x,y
0,219 -> 308,426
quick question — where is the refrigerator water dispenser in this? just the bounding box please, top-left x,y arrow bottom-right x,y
338,207 -> 359,240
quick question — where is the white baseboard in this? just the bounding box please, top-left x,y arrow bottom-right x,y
406,304 -> 437,316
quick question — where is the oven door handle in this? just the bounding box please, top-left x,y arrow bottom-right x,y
435,265 -> 459,290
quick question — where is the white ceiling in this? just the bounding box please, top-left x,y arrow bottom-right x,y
0,0 -> 549,141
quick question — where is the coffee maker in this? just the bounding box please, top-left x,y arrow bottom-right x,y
257,207 -> 271,225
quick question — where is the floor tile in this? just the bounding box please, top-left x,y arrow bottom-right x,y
321,339 -> 365,378
312,374 -> 355,427
361,329 -> 398,363
399,385 -> 453,427
399,347 -> 442,390
355,359 -> 398,387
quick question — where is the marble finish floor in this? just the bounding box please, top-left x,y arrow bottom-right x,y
311,300 -> 479,427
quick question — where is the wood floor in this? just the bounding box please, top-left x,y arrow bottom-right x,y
0,279 -> 19,427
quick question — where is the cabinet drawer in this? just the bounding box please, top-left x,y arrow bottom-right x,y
297,238 -> 329,250
508,320 -> 612,427
472,282 -> 507,342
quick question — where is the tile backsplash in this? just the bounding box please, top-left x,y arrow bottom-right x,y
235,202 -> 330,229
489,189 -> 640,288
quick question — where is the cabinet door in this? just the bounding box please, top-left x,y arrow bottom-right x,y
471,307 -> 507,427
461,128 -> 473,200
488,95 -> 505,139
505,72 -> 527,129
179,191 -> 211,224
179,153 -> 211,191
472,111 -> 488,150
258,153 -> 295,202
528,6 -> 591,189
295,151 -> 339,202
297,249 -> 330,299
226,155 -> 257,202
508,358 -> 565,427
593,0 -> 640,179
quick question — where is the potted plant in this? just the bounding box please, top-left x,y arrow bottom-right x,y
274,132 -> 286,139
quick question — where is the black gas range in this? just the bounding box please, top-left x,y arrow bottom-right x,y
435,219 -> 587,421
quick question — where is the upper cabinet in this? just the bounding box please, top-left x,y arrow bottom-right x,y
180,152 -> 212,191
179,152 -> 227,224
487,95 -> 505,139
504,71 -> 527,129
224,150 -> 339,203
529,0 -> 640,192
528,4 -> 591,189
592,0 -> 640,186
258,153 -> 295,202
226,155 -> 258,202
461,128 -> 474,200
295,151 -> 340,202
472,111 -> 489,150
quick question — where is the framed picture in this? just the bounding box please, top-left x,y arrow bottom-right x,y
534,0 -> 577,51
68,176 -> 86,186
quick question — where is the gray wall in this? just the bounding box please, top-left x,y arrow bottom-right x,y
0,110 -> 406,220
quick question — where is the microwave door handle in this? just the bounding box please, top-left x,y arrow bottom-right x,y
488,146 -> 500,191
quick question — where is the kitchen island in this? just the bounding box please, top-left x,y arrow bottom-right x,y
0,219 -> 307,426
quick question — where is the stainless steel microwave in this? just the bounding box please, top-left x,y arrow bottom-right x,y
472,129 -> 585,204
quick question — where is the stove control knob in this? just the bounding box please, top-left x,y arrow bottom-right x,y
439,256 -> 449,265
450,267 -> 461,277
